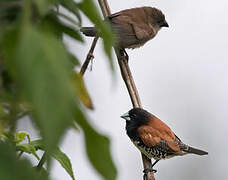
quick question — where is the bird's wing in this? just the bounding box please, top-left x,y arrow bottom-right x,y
131,24 -> 154,40
108,7 -> 143,22
108,9 -> 153,41
108,12 -> 122,19
154,139 -> 177,154
111,23 -> 149,48
108,12 -> 133,24
138,126 -> 181,152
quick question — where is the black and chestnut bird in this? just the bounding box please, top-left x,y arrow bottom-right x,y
81,7 -> 168,53
121,108 -> 208,173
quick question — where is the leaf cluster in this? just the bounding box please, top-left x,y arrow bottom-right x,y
0,0 -> 116,179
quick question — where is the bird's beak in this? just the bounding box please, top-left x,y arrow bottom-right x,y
161,20 -> 169,28
121,112 -> 131,121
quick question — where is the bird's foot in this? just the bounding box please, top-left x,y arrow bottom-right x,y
120,49 -> 129,62
143,168 -> 157,180
123,49 -> 129,62
143,168 -> 157,173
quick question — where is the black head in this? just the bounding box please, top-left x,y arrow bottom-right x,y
121,108 -> 150,125
121,108 -> 151,139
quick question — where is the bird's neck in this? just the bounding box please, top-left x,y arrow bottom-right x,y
126,121 -> 140,141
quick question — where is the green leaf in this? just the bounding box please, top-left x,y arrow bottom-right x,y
0,142 -> 47,180
74,109 -> 117,180
67,52 -> 80,67
72,73 -> 93,110
0,1 -> 22,26
71,122 -> 80,132
39,168 -> 49,179
34,0 -> 52,15
14,131 -> 30,144
57,11 -> 81,27
3,26 -> 76,153
0,104 -> 9,134
30,139 -> 45,151
78,0 -> 115,72
30,140 -> 75,180
59,0 -> 81,25
52,148 -> 75,180
41,11 -> 83,42
16,143 -> 40,160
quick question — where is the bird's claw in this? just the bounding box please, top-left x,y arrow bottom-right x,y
120,49 -> 129,62
123,50 -> 129,62
143,168 -> 157,173
143,168 -> 157,180
88,52 -> 94,60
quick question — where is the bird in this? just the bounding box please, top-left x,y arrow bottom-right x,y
81,6 -> 168,59
121,108 -> 208,174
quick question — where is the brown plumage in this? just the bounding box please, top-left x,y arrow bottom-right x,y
121,108 -> 208,172
81,6 -> 168,49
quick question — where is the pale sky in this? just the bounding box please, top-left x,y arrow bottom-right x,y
18,0 -> 228,179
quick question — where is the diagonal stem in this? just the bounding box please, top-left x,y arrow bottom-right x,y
96,1 -> 155,179
80,36 -> 99,75
36,152 -> 47,171
80,0 -> 155,179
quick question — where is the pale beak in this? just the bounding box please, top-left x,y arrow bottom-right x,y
120,112 -> 131,121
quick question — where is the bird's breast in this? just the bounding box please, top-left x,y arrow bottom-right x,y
127,42 -> 147,49
126,33 -> 155,49
132,139 -> 172,160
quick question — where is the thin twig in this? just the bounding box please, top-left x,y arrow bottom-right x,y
115,50 -> 140,107
123,59 -> 142,107
17,151 -> 23,159
97,0 -> 111,16
115,47 -> 155,180
80,36 -> 99,75
79,0 -> 112,75
36,152 -> 47,171
96,1 -> 155,179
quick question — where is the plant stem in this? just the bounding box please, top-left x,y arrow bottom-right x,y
17,151 -> 23,159
80,36 -> 99,75
36,152 -> 47,171
95,0 -> 155,179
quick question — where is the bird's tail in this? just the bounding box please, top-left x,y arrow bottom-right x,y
184,146 -> 208,155
80,27 -> 97,37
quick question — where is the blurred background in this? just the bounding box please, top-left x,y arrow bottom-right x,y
18,0 -> 228,179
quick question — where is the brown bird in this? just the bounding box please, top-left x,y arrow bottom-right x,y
121,108 -> 208,175
81,6 -> 168,57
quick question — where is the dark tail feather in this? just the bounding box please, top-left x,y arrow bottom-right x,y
80,27 -> 97,37
185,146 -> 208,155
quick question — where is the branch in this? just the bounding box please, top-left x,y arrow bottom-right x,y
36,152 -> 47,171
80,0 -> 155,179
79,0 -> 112,75
80,36 -> 98,75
